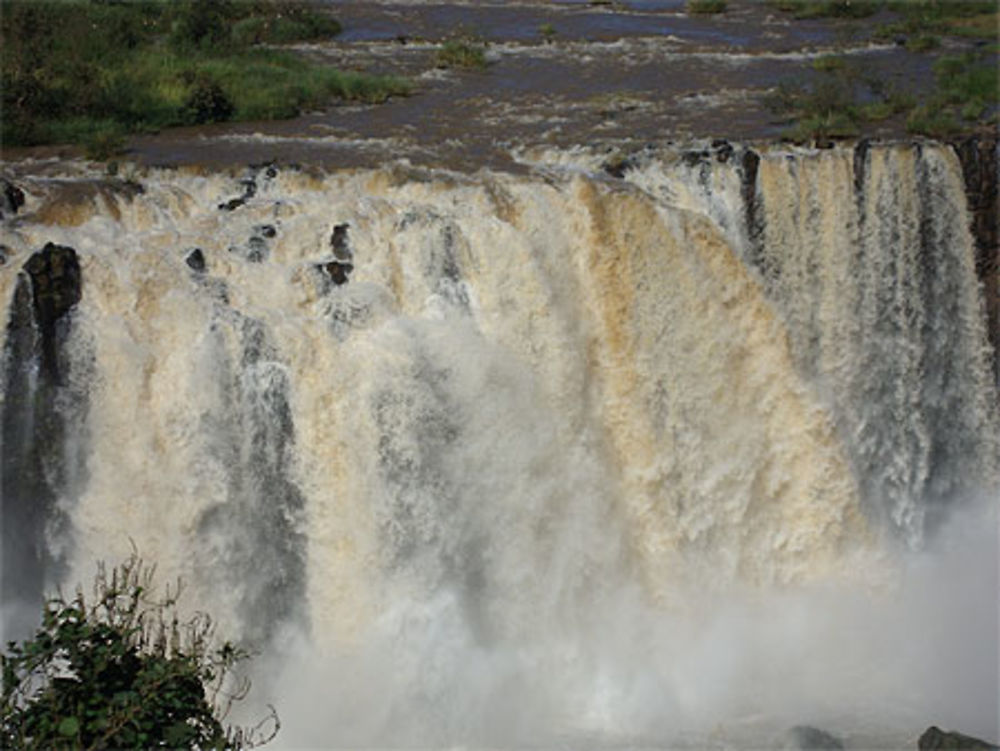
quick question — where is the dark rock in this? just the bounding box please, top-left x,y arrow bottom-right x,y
603,154 -> 635,179
219,197 -> 245,212
0,245 -> 9,266
713,139 -> 735,163
682,149 -> 710,168
331,223 -> 352,261
780,726 -> 844,750
951,134 -> 999,391
185,248 -> 206,273
250,161 -> 278,180
740,147 -> 771,280
257,224 -> 277,239
1,178 -> 26,218
15,244 -> 83,384
246,236 -> 268,263
24,243 -> 82,332
2,243 -> 86,640
320,260 -> 353,286
853,138 -> 871,195
218,176 -> 258,212
919,726 -> 998,750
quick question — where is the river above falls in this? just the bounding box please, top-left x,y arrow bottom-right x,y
7,0 -> 990,172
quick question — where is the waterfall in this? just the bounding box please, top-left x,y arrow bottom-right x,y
1,143 -> 996,745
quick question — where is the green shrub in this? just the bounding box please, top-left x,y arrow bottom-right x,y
183,75 -> 235,124
84,124 -> 129,161
812,55 -> 846,72
933,52 -> 999,106
169,0 -> 236,52
687,0 -> 728,14
436,39 -> 489,69
905,33 -> 940,51
906,104 -> 960,136
1,554 -> 276,750
783,112 -> 859,142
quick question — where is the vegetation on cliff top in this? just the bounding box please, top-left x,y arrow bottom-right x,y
1,0 -> 410,156
761,0 -> 998,143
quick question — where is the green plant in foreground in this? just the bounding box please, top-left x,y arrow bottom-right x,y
1,553 -> 276,750
436,39 -> 489,69
687,0 -> 727,14
539,23 -> 557,42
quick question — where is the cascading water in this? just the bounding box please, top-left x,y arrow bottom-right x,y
0,142 -> 997,748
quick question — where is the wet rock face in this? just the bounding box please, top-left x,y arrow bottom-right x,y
331,222 -> 352,261
1,178 -> 26,219
24,243 -> 82,335
919,726 -> 998,750
951,135 -> 999,389
2,242 -> 84,637
320,223 -> 355,285
320,260 -> 354,286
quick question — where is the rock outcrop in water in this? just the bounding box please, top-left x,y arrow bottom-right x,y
1,178 -> 26,219
919,726 -> 999,751
780,725 -> 845,750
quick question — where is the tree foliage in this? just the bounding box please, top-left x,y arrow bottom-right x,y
1,554 -> 277,750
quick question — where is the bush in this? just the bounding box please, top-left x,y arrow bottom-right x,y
1,554 -> 276,750
436,39 -> 488,69
169,0 -> 236,52
184,75 -> 236,124
687,0 -> 728,14
905,33 -> 940,51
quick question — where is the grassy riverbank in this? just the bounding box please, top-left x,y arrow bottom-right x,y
1,0 -> 410,156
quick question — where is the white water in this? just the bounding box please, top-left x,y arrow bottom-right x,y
1,144 -> 997,747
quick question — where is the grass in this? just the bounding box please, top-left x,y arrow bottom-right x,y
687,0 -> 728,14
874,1 -> 998,44
767,48 -> 997,142
1,0 -> 409,153
436,39 -> 489,69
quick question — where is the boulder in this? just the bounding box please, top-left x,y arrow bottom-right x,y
779,725 -> 844,750
330,223 -> 352,261
320,260 -> 353,286
919,726 -> 998,750
23,243 -> 82,330
185,248 -> 206,273
1,178 -> 25,218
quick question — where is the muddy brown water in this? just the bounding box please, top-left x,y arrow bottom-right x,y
2,0 -> 991,172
